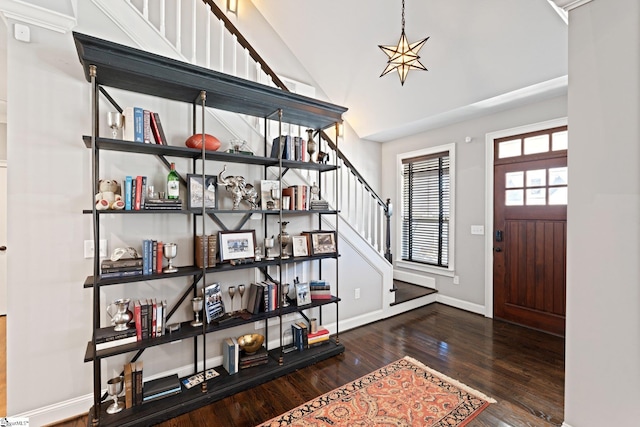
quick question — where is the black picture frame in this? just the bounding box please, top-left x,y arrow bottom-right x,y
307,231 -> 337,256
187,174 -> 218,211
219,229 -> 256,262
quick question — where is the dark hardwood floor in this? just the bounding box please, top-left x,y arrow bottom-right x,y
51,303 -> 564,427
391,279 -> 438,305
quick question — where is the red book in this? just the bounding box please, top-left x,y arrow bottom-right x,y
150,112 -> 167,145
135,176 -> 142,210
308,328 -> 330,339
151,299 -> 157,338
134,300 -> 142,341
156,241 -> 163,273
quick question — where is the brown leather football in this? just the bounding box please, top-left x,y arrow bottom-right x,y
185,133 -> 221,151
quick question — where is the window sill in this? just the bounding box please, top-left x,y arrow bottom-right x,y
395,260 -> 454,278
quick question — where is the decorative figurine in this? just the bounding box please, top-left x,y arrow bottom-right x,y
217,165 -> 259,209
306,129 -> 316,163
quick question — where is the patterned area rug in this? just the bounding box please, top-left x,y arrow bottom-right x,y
257,356 -> 496,427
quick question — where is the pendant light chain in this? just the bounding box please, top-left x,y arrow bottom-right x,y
401,0 -> 405,32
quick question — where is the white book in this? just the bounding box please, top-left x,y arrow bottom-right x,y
122,106 -> 135,141
96,335 -> 137,351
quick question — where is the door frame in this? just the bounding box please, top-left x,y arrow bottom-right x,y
484,117 -> 567,318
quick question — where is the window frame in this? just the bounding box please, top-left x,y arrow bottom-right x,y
396,143 -> 456,277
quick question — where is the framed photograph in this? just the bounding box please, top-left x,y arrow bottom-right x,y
295,282 -> 312,306
187,174 -> 218,211
219,230 -> 256,262
292,235 -> 309,257
308,231 -> 337,255
203,282 -> 225,323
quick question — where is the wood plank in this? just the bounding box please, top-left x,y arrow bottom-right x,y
49,304 -> 564,427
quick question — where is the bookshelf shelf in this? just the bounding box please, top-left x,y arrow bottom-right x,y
77,31 -> 345,427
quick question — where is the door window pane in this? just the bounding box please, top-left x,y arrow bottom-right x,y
526,189 -> 546,205
549,187 -> 568,205
498,139 -> 521,158
524,135 -> 549,155
505,171 -> 524,188
552,130 -> 568,151
526,169 -> 546,187
506,189 -> 524,206
549,167 -> 568,186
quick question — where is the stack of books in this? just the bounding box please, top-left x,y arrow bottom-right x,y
309,199 -> 329,210
144,198 -> 183,210
100,258 -> 143,279
310,280 -> 331,300
239,346 -> 269,369
123,361 -> 144,408
308,327 -> 330,347
142,373 -> 182,403
292,322 -> 308,351
95,327 -> 137,351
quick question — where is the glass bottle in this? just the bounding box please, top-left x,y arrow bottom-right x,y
167,162 -> 180,199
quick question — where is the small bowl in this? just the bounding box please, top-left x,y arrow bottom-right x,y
237,333 -> 264,354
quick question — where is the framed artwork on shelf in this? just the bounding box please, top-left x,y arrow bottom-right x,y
295,282 -> 312,306
219,230 -> 256,262
307,231 -> 337,256
292,235 -> 309,257
187,174 -> 218,211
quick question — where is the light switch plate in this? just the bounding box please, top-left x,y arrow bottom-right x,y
470,225 -> 484,235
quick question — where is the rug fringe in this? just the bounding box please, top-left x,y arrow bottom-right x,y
402,356 -> 497,403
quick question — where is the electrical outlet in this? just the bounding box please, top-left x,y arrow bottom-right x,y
84,239 -> 108,258
354,288 -> 361,299
453,276 -> 460,285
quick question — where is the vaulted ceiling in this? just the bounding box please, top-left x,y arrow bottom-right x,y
251,0 -> 568,142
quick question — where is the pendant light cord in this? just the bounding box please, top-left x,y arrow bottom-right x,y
401,0 -> 405,31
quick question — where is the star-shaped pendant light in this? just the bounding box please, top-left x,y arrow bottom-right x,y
379,0 -> 429,85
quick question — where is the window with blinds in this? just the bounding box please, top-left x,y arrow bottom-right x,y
401,151 -> 450,267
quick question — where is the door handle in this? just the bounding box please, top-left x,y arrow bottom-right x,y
494,247 -> 502,252
495,230 -> 503,242
0,246 -> 6,251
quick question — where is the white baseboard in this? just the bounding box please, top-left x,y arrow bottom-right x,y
561,423 -> 573,427
393,270 -> 436,288
436,294 -> 485,315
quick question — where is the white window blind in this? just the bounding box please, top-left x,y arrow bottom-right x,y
401,151 -> 450,267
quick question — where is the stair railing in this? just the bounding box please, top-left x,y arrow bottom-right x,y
125,0 -> 392,261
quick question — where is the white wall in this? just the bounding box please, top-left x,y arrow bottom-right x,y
564,0 -> 640,425
381,95 -> 567,308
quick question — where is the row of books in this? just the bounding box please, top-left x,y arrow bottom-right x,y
123,361 -> 144,408
291,322 -> 330,351
270,135 -> 309,162
123,107 -> 168,145
222,337 -> 270,375
95,298 -> 168,350
282,185 -> 310,210
195,234 -> 217,268
124,175 -> 183,211
246,281 -> 279,314
309,280 -> 332,300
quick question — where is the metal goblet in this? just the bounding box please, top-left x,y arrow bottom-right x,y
228,286 -> 236,314
281,283 -> 290,307
163,243 -> 178,273
264,237 -> 275,261
191,296 -> 203,327
106,376 -> 125,414
107,111 -> 123,139
238,284 -> 246,312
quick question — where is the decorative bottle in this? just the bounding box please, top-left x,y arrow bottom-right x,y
167,162 -> 179,199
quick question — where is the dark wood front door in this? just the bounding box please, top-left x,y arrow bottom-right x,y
493,127 -> 567,336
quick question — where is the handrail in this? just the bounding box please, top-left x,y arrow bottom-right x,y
201,0 -> 289,91
198,0 -> 392,261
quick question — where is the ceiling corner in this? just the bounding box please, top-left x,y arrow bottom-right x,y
551,0 -> 595,12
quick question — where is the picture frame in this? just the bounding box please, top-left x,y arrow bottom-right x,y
218,230 -> 256,262
292,235 -> 309,257
307,231 -> 337,255
187,174 -> 218,211
295,282 -> 312,306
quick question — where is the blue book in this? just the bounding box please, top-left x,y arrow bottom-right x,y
124,176 -> 133,210
133,107 -> 144,142
142,239 -> 151,275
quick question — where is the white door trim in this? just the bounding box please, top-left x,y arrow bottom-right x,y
484,117 -> 568,318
